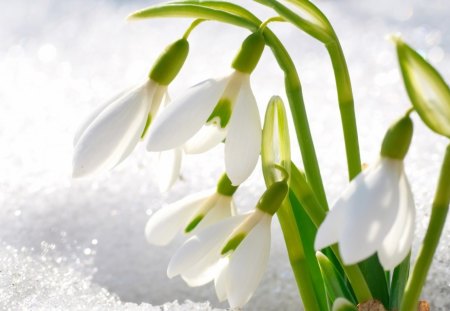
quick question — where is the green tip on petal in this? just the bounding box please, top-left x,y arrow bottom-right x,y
221,232 -> 246,255
380,115 -> 413,160
207,99 -> 232,128
231,32 -> 265,74
140,114 -> 152,139
396,38 -> 450,138
216,173 -> 239,196
256,181 -> 288,215
184,214 -> 204,233
149,38 -> 189,85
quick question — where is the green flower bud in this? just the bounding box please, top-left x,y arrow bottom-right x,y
256,181 -> 289,215
262,96 -> 291,186
380,115 -> 413,160
396,37 -> 450,138
231,32 -> 265,74
149,38 -> 189,85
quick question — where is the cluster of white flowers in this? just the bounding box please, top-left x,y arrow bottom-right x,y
72,30 -> 419,309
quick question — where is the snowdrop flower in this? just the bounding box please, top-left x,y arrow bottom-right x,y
146,32 -> 266,186
315,115 -> 415,270
167,180 -> 288,308
72,38 -> 189,180
145,174 -> 238,246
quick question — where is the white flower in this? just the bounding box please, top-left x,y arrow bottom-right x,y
145,190 -> 236,246
167,209 -> 272,308
146,71 -> 262,186
314,157 -> 415,270
73,79 -> 167,178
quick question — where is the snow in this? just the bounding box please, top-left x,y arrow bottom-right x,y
0,0 -> 449,310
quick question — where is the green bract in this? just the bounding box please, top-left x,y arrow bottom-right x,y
397,39 -> 450,138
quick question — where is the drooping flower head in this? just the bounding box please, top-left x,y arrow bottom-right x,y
146,32 -> 266,186
72,38 -> 189,179
315,114 -> 415,270
145,173 -> 239,246
167,180 -> 288,308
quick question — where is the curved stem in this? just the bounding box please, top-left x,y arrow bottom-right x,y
129,4 -> 257,30
325,41 -> 361,179
183,18 -> 205,39
255,0 -> 362,181
400,144 -> 450,311
262,29 -> 328,209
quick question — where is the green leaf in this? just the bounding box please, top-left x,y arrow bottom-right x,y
357,255 -> 390,308
396,38 -> 450,138
316,251 -> 357,305
288,191 -> 329,311
389,253 -> 411,310
331,298 -> 358,311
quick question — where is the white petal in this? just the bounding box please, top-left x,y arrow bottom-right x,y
72,81 -> 153,177
146,77 -> 229,151
314,199 -> 346,250
214,260 -> 229,302
157,148 -> 183,192
339,159 -> 404,265
225,77 -> 261,185
73,86 -> 133,146
115,85 -> 167,166
184,124 -> 227,154
148,84 -> 167,119
226,215 -> 271,308
180,255 -> 227,287
167,215 -> 246,278
145,191 -> 212,246
195,195 -> 234,231
378,172 -> 415,270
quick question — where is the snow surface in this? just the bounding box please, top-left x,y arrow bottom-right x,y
0,0 -> 449,310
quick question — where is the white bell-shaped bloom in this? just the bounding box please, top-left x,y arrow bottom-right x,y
146,71 -> 262,186
315,157 -> 415,270
145,190 -> 236,246
73,79 -> 166,178
168,209 -> 272,308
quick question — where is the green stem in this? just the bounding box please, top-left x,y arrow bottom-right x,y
129,4 -> 256,30
182,18 -> 205,39
325,41 -> 361,179
277,201 -> 324,311
254,0 -> 362,181
400,144 -> 450,311
262,29 -> 329,209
